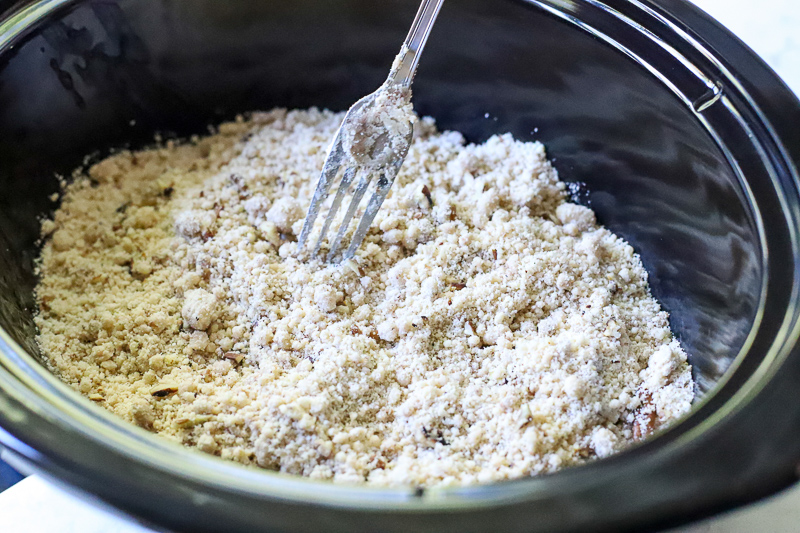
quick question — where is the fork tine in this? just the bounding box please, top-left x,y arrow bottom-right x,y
312,166 -> 358,256
341,170 -> 398,263
297,132 -> 344,250
340,138 -> 409,262
326,172 -> 375,262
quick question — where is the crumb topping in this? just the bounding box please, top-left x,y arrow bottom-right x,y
35,108 -> 693,487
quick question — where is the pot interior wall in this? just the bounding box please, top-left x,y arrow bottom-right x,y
0,0 -> 762,395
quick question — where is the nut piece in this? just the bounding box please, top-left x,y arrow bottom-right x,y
632,394 -> 658,440
223,352 -> 245,365
175,415 -> 212,428
150,383 -> 179,398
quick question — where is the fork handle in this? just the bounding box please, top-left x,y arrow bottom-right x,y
387,0 -> 445,87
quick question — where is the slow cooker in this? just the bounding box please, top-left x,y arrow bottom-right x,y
1,0 -> 799,531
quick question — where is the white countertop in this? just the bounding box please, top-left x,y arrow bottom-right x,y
1,1 -> 798,532
692,0 -> 800,95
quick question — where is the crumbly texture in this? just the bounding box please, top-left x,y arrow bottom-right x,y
35,108 -> 693,487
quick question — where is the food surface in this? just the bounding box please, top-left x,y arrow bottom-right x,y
35,108 -> 693,486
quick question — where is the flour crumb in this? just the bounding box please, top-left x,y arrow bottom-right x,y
182,289 -> 218,331
266,197 -> 303,234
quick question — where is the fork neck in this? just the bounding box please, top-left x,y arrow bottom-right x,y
386,0 -> 445,87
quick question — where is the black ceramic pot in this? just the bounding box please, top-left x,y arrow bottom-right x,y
1,1 -> 799,532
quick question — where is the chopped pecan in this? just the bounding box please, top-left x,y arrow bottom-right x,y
150,383 -> 179,398
421,185 -> 433,206
223,352 -> 245,365
632,394 -> 657,440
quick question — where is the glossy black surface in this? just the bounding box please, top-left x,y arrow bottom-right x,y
0,1 -> 799,532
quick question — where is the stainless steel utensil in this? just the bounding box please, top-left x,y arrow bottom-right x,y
297,0 -> 445,262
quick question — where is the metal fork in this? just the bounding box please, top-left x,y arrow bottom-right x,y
297,0 -> 445,263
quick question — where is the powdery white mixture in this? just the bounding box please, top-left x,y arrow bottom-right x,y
35,108 -> 693,487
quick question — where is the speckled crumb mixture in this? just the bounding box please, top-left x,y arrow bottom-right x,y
34,108 -> 693,487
